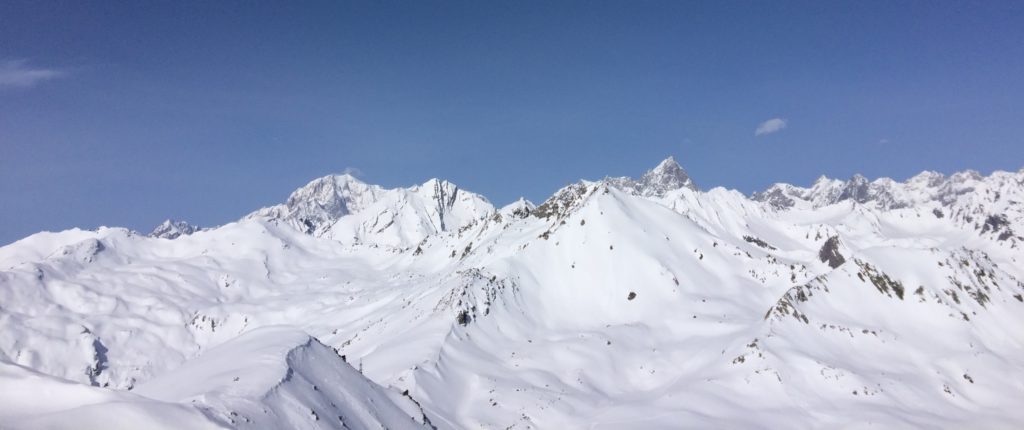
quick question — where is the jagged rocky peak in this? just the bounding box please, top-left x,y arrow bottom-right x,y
753,173 -> 901,209
603,156 -> 699,197
149,219 -> 198,239
638,156 -> 698,195
751,186 -> 796,210
534,156 -> 699,219
837,174 -> 870,202
907,170 -> 946,188
534,182 -> 597,220
753,167 -> 1024,212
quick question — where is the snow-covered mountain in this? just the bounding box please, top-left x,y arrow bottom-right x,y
149,219 -> 200,239
244,174 -> 494,248
753,168 -> 1024,246
603,155 -> 698,197
1,327 -> 429,429
3,157 -> 1024,429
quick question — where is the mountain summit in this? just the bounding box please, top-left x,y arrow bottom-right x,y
246,173 -> 493,246
637,156 -> 698,196
148,219 -> 199,239
536,156 -> 699,220
602,156 -> 699,198
245,174 -> 384,236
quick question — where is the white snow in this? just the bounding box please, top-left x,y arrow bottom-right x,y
2,158 -> 1023,429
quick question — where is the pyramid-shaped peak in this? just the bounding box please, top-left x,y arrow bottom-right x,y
638,156 -> 698,195
653,155 -> 680,170
419,177 -> 458,190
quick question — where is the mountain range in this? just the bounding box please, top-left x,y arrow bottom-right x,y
2,157 -> 1023,429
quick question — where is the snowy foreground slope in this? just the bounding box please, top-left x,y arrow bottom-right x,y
2,157 -> 1024,429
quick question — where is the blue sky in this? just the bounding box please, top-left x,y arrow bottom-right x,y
2,1 -> 1023,244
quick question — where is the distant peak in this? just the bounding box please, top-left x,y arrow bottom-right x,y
847,174 -> 869,184
951,169 -> 982,182
508,196 -> 534,207
914,170 -> 943,178
267,172 -> 387,235
653,155 -> 679,170
290,173 -> 369,198
149,219 -> 198,239
638,155 -> 697,195
421,177 -> 454,188
500,197 -> 535,219
754,167 -> 1020,211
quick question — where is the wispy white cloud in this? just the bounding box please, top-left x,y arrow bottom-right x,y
755,118 -> 787,136
0,59 -> 66,89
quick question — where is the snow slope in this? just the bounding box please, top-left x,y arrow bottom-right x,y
0,325 -> 425,430
2,157 -> 1024,429
136,326 -> 430,430
0,358 -> 222,430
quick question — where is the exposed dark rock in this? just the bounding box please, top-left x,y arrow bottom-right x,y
981,214 -> 1010,237
856,260 -> 905,300
743,235 -> 777,250
751,187 -> 796,209
456,310 -> 471,326
149,219 -> 200,239
533,183 -> 592,220
818,236 -> 846,268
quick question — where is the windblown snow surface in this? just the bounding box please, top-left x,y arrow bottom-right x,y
2,157 -> 1024,429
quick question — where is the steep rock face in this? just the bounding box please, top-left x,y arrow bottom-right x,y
818,236 -> 846,268
635,156 -> 699,196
